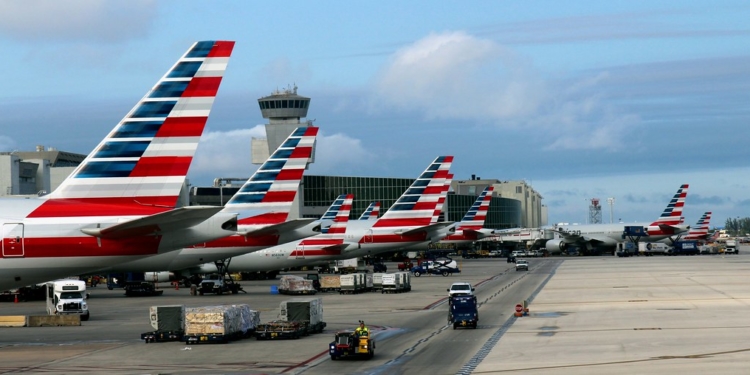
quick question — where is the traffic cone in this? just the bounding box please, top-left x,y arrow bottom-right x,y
174,281 -> 179,290
14,294 -> 18,303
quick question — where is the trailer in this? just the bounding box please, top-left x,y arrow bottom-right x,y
183,305 -> 246,344
381,273 -> 401,294
255,320 -> 305,340
141,305 -> 185,343
339,274 -> 361,294
279,297 -> 326,335
372,273 -> 384,291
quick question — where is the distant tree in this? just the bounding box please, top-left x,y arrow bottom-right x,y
724,217 -> 750,236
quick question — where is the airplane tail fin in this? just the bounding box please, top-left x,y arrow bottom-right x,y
320,194 -> 348,234
650,184 -> 689,226
687,211 -> 712,239
298,194 -> 353,249
44,41 -> 234,213
359,202 -> 381,221
223,126 -> 318,226
457,186 -> 494,231
373,156 -> 453,229
432,173 -> 453,223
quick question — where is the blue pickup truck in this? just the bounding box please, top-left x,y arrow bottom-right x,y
410,264 -> 460,277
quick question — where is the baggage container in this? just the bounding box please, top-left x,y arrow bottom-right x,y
183,305 -> 244,344
340,274 -> 359,294
279,297 -> 326,334
279,275 -> 317,295
381,273 -> 401,294
320,275 -> 341,292
149,305 -> 184,332
372,273 -> 384,290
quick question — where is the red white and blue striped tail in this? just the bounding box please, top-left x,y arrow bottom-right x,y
456,186 -> 494,230
320,194 -> 349,234
226,126 -> 318,226
374,156 -> 453,228
686,211 -> 711,239
358,202 -> 381,221
431,173 -> 453,224
650,184 -> 689,226
43,41 -> 234,212
298,194 -> 353,249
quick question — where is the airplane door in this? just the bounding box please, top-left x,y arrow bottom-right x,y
364,229 -> 374,243
295,245 -> 305,259
2,223 -> 25,257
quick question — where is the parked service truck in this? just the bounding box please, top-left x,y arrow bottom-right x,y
46,279 -> 89,321
725,239 -> 739,254
449,295 -> 478,329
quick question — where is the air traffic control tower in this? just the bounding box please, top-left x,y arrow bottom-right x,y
251,85 -> 314,164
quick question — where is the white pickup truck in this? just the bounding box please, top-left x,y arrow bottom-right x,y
515,260 -> 529,271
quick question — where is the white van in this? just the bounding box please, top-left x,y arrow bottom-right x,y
46,279 -> 89,321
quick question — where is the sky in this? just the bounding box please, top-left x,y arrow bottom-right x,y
0,0 -> 748,228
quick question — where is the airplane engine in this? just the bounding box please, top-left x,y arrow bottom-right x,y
545,240 -> 567,253
144,272 -> 175,283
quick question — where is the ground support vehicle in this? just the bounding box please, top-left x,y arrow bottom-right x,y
725,239 -> 739,254
410,264 -> 460,277
45,279 -> 90,321
124,282 -> 164,297
198,274 -> 243,295
279,297 -> 326,335
449,295 -> 478,329
305,274 -> 321,291
515,260 -> 529,271
183,305 -> 247,344
397,260 -> 414,271
329,330 -> 375,360
255,320 -> 306,340
669,241 -> 700,255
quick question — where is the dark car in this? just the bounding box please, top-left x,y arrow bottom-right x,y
507,256 -> 516,263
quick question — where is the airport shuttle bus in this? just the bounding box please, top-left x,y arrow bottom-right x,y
46,279 -> 89,321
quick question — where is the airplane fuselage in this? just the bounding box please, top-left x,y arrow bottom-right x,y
0,197 -> 237,291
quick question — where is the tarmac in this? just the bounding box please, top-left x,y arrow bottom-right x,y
471,247 -> 750,374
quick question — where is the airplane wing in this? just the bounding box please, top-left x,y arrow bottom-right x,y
658,223 -> 690,233
397,222 -> 455,236
80,206 -> 229,240
238,218 -> 317,238
320,242 -> 352,252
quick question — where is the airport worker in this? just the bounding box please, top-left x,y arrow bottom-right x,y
355,321 -> 369,337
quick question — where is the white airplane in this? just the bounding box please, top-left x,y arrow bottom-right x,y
195,156 -> 453,275
545,184 -> 691,255
0,41 -> 239,291
94,126 -> 322,279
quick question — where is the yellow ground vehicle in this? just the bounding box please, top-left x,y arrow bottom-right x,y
329,329 -> 375,360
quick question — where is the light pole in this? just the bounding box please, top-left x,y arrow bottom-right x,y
607,197 -> 615,224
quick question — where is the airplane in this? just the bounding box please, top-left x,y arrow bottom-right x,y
93,126 -> 322,279
436,186 -> 495,246
0,41 -> 239,291
544,184 -> 690,255
194,156 -> 453,276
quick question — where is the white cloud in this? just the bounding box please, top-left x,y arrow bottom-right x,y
189,126 -> 377,184
0,0 -> 157,43
371,31 -> 641,151
190,126 -> 267,184
310,132 -> 377,175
